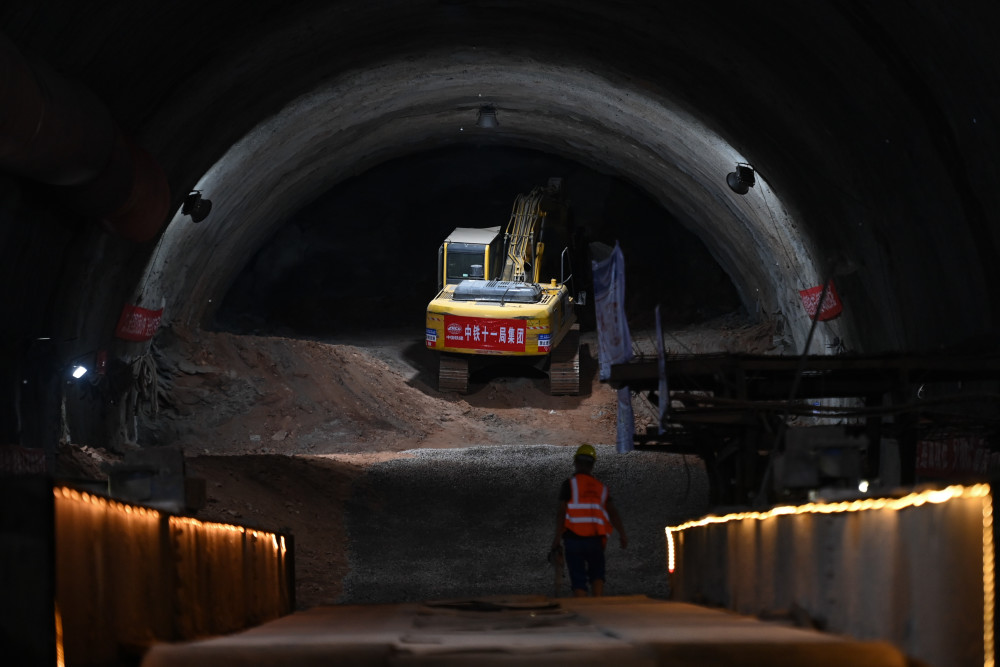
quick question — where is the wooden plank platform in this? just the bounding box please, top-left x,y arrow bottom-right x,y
609,351 -> 1000,398
141,596 -> 909,667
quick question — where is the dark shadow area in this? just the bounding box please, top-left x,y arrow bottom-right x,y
212,146 -> 742,338
458,341 -> 599,401
400,331 -> 599,403
468,359 -> 549,392
399,338 -> 440,390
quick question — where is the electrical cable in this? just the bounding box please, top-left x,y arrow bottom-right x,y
130,351 -> 159,420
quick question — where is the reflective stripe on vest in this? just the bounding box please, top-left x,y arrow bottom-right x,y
564,474 -> 612,536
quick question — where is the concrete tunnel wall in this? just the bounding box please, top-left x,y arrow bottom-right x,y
669,485 -> 996,667
1,3 -> 999,479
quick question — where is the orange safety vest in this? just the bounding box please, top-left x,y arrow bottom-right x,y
563,473 -> 613,537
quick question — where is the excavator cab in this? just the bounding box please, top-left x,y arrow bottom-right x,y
436,226 -> 503,290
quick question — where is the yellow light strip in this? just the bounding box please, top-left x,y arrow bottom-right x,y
170,516 -> 286,556
665,526 -> 676,573
53,485 -> 161,519
666,484 -> 990,533
171,515 -> 248,533
665,483 -> 995,667
984,495 -> 995,667
55,601 -> 64,667
53,486 -> 289,556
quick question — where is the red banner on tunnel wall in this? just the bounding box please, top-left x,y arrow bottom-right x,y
114,304 -> 164,341
0,445 -> 46,475
916,436 -> 998,477
798,281 -> 843,321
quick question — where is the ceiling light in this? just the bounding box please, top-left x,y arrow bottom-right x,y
476,105 -> 499,129
182,191 -> 212,223
71,365 -> 88,379
726,163 -> 756,195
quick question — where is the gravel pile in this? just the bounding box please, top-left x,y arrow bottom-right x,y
340,444 -> 709,604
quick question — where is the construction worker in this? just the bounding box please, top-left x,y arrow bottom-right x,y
552,444 -> 627,597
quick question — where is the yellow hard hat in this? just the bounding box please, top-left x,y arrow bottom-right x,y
575,444 -> 596,460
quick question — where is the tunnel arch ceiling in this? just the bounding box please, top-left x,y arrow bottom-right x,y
2,0 -> 997,379
144,50 -> 840,352
212,146 -> 751,337
102,0 -> 1000,358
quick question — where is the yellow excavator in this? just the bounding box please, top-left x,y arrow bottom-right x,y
425,178 -> 581,394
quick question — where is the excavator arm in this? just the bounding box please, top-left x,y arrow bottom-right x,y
500,188 -> 547,282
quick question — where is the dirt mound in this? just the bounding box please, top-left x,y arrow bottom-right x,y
141,327 -> 620,456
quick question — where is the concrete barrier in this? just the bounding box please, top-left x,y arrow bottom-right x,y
53,485 -> 293,665
667,484 -> 995,667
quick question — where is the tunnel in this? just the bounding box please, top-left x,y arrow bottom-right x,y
2,2 -> 999,666
3,1 -> 998,447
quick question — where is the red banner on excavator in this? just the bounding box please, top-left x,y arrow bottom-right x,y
443,315 -> 527,352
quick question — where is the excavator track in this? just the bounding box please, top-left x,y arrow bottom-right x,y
438,354 -> 470,393
548,324 -> 580,395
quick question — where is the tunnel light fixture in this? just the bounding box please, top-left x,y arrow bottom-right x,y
476,104 -> 499,129
182,190 -> 212,223
726,163 -> 756,195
